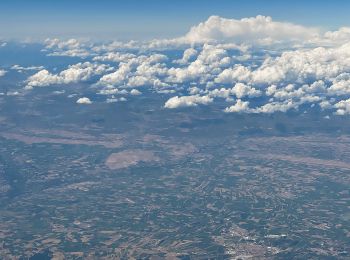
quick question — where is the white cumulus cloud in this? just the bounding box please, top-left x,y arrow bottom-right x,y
179,15 -> 319,46
224,99 -> 250,113
26,62 -> 112,89
164,95 -> 213,109
76,97 -> 92,104
0,70 -> 7,77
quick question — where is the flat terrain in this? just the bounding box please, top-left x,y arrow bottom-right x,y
0,107 -> 349,259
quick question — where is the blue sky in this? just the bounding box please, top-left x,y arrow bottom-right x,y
1,0 -> 350,40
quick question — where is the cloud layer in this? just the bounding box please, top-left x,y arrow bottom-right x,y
17,15 -> 350,116
183,15 -> 319,45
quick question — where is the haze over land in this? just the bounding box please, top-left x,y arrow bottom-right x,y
0,1 -> 350,258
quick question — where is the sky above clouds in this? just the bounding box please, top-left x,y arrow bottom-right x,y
1,0 -> 350,40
